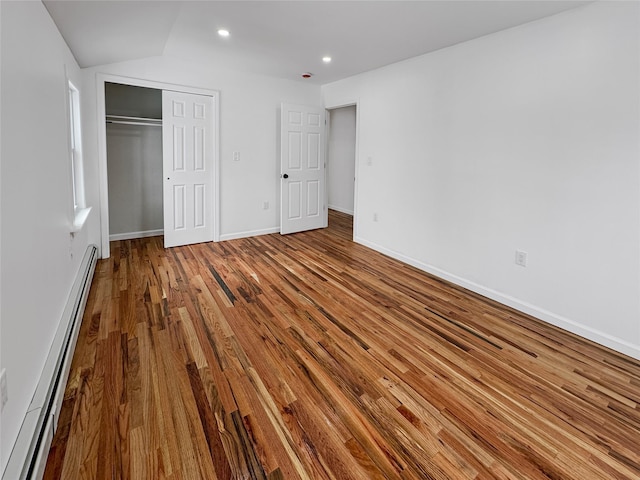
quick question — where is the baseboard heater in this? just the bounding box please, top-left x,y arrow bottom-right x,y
3,245 -> 98,480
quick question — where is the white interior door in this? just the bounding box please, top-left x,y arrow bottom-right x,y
163,90 -> 214,248
280,103 -> 327,235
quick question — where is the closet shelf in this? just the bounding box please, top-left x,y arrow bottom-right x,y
106,115 -> 162,127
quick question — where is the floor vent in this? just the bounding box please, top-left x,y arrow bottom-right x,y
3,245 -> 98,480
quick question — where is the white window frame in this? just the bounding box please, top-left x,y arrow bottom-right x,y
68,80 -> 90,233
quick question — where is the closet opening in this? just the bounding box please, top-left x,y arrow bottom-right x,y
105,82 -> 164,242
97,74 -> 220,258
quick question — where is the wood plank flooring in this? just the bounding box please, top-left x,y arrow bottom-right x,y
44,210 -> 640,479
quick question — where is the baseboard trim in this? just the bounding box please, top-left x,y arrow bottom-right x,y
3,245 -> 98,480
328,205 -> 354,215
354,236 -> 640,361
220,227 -> 280,242
109,229 -> 163,241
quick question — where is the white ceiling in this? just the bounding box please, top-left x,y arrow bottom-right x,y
43,0 -> 589,84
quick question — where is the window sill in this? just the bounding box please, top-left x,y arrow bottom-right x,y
71,207 -> 92,234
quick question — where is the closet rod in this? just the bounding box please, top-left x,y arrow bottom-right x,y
106,114 -> 161,123
106,120 -> 162,127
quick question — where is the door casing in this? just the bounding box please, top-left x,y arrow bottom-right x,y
324,100 -> 359,240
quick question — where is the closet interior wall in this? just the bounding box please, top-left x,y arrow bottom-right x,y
105,82 -> 164,240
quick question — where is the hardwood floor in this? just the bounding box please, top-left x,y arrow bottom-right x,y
45,210 -> 640,479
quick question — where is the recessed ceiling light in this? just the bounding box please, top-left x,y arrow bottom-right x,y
218,29 -> 230,37
322,56 -> 332,63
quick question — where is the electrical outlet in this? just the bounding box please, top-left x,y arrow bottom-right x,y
1,369 -> 8,411
233,151 -> 240,162
263,201 -> 269,210
366,156 -> 373,166
373,213 -> 378,222
515,250 -> 528,267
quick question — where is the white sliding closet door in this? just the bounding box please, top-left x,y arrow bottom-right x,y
162,90 -> 215,248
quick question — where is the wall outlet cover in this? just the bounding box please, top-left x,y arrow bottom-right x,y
515,250 -> 528,267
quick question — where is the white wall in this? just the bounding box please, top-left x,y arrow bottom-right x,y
0,2 -> 93,473
323,2 -> 640,359
327,106 -> 356,215
81,56 -> 322,244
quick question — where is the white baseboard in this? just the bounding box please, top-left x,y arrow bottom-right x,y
328,205 -> 354,215
355,236 -> 640,361
109,229 -> 163,241
219,227 -> 280,242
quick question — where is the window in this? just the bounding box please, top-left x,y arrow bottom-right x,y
68,82 -> 83,211
68,81 -> 89,232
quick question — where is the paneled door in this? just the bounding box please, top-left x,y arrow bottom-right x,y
280,103 -> 327,235
162,90 -> 215,248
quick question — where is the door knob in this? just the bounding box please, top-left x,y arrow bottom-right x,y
282,173 -> 289,179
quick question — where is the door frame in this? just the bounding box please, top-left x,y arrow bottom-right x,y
96,73 -> 220,258
324,100 -> 359,240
